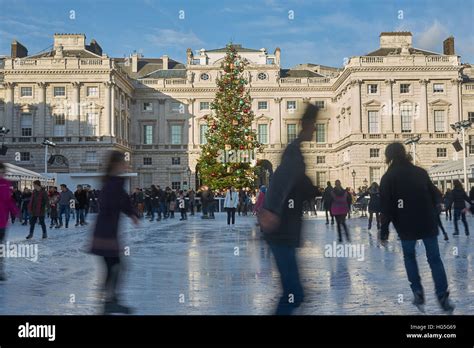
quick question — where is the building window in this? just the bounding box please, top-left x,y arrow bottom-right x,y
316,124 -> 326,143
287,124 -> 297,143
200,73 -> 210,81
434,110 -> 445,132
367,84 -> 378,94
316,172 -> 327,188
316,156 -> 325,164
200,102 -> 210,111
437,148 -> 447,158
467,112 -> 474,123
143,125 -> 153,144
433,83 -> 444,93
87,86 -> 99,97
469,135 -> 474,155
368,111 -> 379,134
170,125 -> 182,144
315,101 -> 325,109
142,173 -> 152,187
257,72 -> 267,80
20,152 -> 30,161
20,113 -> 33,136
54,86 -> 65,97
258,124 -> 268,144
370,148 -> 380,158
287,101 -> 296,111
266,58 -> 275,64
401,104 -> 412,133
20,87 -> 32,97
400,84 -> 410,94
171,102 -> 183,113
143,102 -> 153,111
171,174 -> 181,190
85,151 -> 97,163
172,157 -> 181,165
200,124 -> 208,145
85,112 -> 97,136
143,157 -> 152,165
53,114 -> 66,136
369,167 -> 381,184
258,101 -> 268,110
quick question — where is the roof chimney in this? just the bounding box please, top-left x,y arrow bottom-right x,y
443,36 -> 455,55
131,52 -> 138,73
162,55 -> 169,70
11,40 -> 28,58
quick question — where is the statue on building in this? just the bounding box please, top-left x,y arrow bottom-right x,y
187,70 -> 194,83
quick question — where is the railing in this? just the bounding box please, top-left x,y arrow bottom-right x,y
140,79 -> 159,85
464,84 -> 474,91
80,59 -> 103,65
165,79 -> 186,85
361,57 -> 385,63
425,56 -> 450,63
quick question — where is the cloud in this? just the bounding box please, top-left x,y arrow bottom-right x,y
146,29 -> 204,49
416,20 -> 449,52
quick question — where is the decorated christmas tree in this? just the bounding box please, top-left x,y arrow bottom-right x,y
197,43 -> 261,190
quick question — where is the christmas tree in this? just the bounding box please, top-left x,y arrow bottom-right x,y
197,43 -> 261,190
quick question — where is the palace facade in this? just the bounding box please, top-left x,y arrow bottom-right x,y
1,32 -> 473,191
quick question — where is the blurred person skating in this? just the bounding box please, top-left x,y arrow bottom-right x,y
90,151 -> 139,315
168,189 -> 177,219
435,187 -> 449,241
26,180 -> 49,239
48,186 -> 60,228
208,189 -> 215,219
253,185 -> 266,215
178,190 -> 187,221
224,186 -> 239,225
331,180 -> 352,243
258,104 -> 320,315
451,180 -> 470,236
11,187 -> 22,224
188,189 -> 196,216
0,162 -> 20,280
469,186 -> 474,215
367,182 -> 382,231
74,185 -> 88,226
57,184 -> 74,228
20,187 -> 32,225
443,188 -> 453,221
380,142 -> 454,313
322,181 -> 334,225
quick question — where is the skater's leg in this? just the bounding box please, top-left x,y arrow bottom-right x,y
400,239 -> 423,295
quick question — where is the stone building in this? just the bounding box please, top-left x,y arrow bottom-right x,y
0,32 -> 473,191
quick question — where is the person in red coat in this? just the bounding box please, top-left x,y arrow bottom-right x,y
89,151 -> 139,314
0,162 -> 20,280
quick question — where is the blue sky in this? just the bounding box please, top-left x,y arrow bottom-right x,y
1,0 -> 473,68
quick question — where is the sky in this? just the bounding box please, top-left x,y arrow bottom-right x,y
0,0 -> 473,68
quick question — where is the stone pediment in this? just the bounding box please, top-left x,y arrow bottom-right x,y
429,99 -> 451,107
363,99 -> 382,107
255,114 -> 272,122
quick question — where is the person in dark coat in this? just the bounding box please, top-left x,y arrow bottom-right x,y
367,182 -> 381,231
443,188 -> 453,221
469,186 -> 474,215
74,185 -> 88,226
380,142 -> 454,313
90,151 -> 139,315
434,187 -> 449,241
258,104 -> 320,315
451,180 -> 470,236
26,180 -> 48,239
322,181 -> 334,224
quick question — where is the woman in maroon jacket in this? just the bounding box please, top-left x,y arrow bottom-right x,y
90,151 -> 139,314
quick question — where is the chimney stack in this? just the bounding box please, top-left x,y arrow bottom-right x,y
186,48 -> 193,65
11,40 -> 28,58
131,52 -> 138,73
162,55 -> 169,70
443,36 -> 455,55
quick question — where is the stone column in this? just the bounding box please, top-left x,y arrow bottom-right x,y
71,82 -> 80,136
111,86 -> 116,137
3,83 -> 15,136
274,97 -> 282,145
451,78 -> 462,122
187,98 -> 195,146
36,82 -> 47,137
384,79 -> 394,132
158,99 -> 166,144
418,79 -> 429,133
351,80 -> 362,134
103,82 -> 111,138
